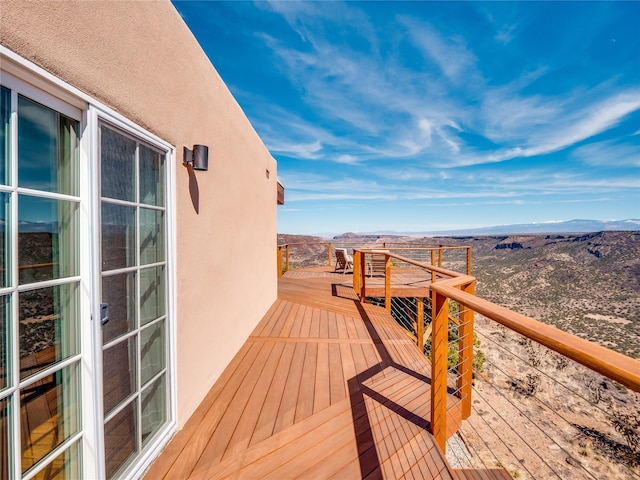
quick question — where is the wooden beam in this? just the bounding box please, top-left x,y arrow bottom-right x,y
416,297 -> 425,352
285,245 -> 290,272
431,290 -> 449,452
457,281 -> 475,420
384,254 -> 391,312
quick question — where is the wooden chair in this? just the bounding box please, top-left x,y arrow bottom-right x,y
367,251 -> 388,277
334,248 -> 353,274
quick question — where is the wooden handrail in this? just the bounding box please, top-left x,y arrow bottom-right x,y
354,249 -> 640,393
432,277 -> 640,393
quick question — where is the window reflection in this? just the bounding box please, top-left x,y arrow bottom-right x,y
140,320 -> 165,386
140,145 -> 164,207
0,397 -> 8,480
104,399 -> 138,479
140,208 -> 164,265
0,86 -> 9,186
30,440 -> 81,480
102,336 -> 136,415
19,283 -> 78,380
101,203 -> 136,272
20,363 -> 80,473
0,193 -> 8,288
102,272 -> 137,344
0,296 -> 7,391
18,195 -> 78,285
101,126 -> 136,202
141,375 -> 166,446
18,95 -> 78,195
140,266 -> 165,326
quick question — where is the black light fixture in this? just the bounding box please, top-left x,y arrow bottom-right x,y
183,145 -> 209,171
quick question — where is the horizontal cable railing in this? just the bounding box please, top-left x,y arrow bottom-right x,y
449,321 -> 640,479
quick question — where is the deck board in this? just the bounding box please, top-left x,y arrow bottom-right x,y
145,266 -> 508,479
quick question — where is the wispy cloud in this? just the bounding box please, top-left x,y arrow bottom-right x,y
180,0 -> 640,232
572,140 -> 640,167
398,15 -> 480,85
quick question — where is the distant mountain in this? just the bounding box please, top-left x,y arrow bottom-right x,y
352,219 -> 640,237
429,219 -> 640,235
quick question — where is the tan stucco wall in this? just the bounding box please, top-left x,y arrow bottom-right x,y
1,1 -> 278,426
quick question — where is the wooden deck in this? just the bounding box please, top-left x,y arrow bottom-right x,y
145,267 -> 509,479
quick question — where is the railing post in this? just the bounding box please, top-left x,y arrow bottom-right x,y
457,281 -> 475,420
466,247 -> 472,276
431,250 -> 436,285
416,297 -> 424,352
359,251 -> 367,302
431,289 -> 449,453
285,245 -> 290,272
277,246 -> 282,277
438,245 -> 443,268
353,250 -> 361,293
328,242 -> 333,267
384,254 -> 391,312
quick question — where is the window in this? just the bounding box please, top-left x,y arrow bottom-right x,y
1,57 -> 175,480
99,123 -> 169,478
0,85 -> 82,479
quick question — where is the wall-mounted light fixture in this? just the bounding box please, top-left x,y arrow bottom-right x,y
183,145 -> 209,171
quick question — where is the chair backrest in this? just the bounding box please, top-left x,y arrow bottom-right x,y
369,251 -> 388,274
335,248 -> 349,268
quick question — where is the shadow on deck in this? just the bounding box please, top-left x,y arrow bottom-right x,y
145,266 -> 508,479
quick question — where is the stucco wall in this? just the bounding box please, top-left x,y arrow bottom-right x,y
1,0 -> 278,426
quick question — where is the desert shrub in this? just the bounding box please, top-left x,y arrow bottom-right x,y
610,408 -> 640,465
510,373 -> 542,397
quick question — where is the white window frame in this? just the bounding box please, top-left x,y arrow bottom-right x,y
0,46 -> 178,480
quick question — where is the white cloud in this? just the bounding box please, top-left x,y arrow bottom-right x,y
572,140 -> 640,168
398,16 -> 479,84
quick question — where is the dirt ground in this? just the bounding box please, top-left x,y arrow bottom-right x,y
446,316 -> 640,480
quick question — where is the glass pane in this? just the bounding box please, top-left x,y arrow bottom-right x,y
101,203 -> 135,272
19,283 -> 78,380
0,193 -> 9,288
102,336 -> 136,415
140,266 -> 165,326
139,145 -> 164,207
18,95 -> 78,195
1,397 -> 9,480
140,208 -> 164,265
20,363 -> 80,472
18,195 -> 78,285
140,320 -> 165,386
104,399 -> 138,479
100,126 -> 135,202
0,296 -> 8,391
102,272 -> 136,344
0,86 -> 9,186
141,375 -> 166,446
30,440 -> 81,480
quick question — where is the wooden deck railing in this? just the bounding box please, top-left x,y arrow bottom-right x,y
352,248 -> 640,454
277,241 -> 471,277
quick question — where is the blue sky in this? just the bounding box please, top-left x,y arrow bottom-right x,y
174,1 -> 640,235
